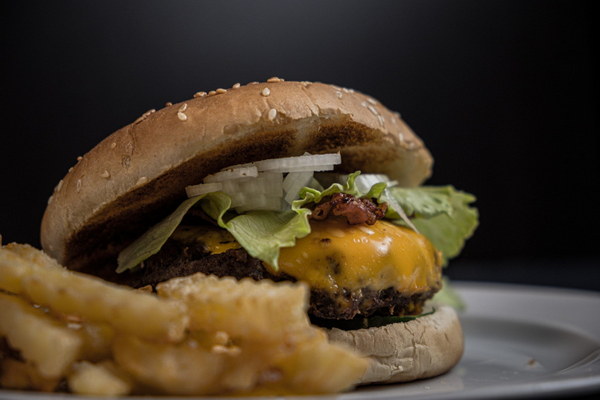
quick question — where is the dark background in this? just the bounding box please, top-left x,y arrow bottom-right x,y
1,1 -> 598,290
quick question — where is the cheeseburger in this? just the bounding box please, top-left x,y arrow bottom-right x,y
41,79 -> 478,384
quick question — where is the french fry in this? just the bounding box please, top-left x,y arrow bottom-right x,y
0,293 -> 82,379
68,361 -> 132,396
271,332 -> 369,394
113,335 -> 226,395
0,243 -> 367,396
2,243 -> 63,270
0,247 -> 37,293
77,322 -> 115,362
0,246 -> 189,342
157,273 -> 309,342
0,358 -> 60,392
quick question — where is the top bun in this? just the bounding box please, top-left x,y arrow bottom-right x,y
41,79 -> 433,270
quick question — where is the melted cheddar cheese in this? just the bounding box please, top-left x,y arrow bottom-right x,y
172,225 -> 240,254
277,218 -> 442,294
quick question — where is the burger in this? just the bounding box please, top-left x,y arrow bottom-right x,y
40,78 -> 478,385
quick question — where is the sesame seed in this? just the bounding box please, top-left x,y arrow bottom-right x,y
68,167 -> 74,173
47,195 -> 53,205
208,90 -> 217,96
136,176 -> 148,185
377,115 -> 385,126
268,108 -> 277,121
232,83 -> 241,89
134,109 -> 156,124
267,77 -> 283,83
110,142 -> 117,149
368,105 -> 379,116
165,101 -> 173,106
178,103 -> 188,112
335,91 -> 343,99
361,101 -> 368,108
77,156 -> 83,161
76,179 -> 82,193
249,81 -> 259,85
261,87 -> 271,97
300,81 -> 311,86
367,97 -> 378,105
216,88 -> 227,94
177,111 -> 188,121
101,170 -> 110,179
193,92 -> 206,98
55,180 -> 63,193
398,133 -> 405,142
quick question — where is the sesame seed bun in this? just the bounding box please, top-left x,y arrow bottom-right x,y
41,79 -> 433,271
327,306 -> 464,384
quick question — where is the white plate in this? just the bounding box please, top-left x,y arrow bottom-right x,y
1,281 -> 599,399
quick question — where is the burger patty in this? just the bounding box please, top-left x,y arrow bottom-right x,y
109,238 -> 436,320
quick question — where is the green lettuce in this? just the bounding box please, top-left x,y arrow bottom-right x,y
116,195 -> 205,273
386,186 -> 478,263
431,277 -> 466,311
292,171 -> 361,209
117,192 -> 312,273
116,172 -> 478,273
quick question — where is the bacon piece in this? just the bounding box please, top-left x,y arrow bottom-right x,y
310,193 -> 387,225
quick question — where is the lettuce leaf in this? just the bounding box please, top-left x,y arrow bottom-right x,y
385,186 -> 454,218
431,277 -> 466,311
117,192 -> 312,273
116,195 -> 206,273
387,186 -> 479,263
217,209 -> 312,270
292,171 -> 361,209
116,172 -> 478,273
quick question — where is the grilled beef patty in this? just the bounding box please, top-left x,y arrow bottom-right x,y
98,236 -> 436,320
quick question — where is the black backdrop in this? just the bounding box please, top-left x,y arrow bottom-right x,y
1,1 -> 598,289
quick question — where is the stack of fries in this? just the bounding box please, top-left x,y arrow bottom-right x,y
0,243 -> 368,396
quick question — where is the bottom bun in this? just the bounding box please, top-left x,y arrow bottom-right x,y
326,305 -> 463,384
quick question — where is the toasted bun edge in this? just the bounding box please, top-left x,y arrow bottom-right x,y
41,80 -> 433,269
326,306 -> 463,384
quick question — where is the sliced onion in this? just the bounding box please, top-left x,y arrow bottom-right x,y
314,172 -> 347,187
307,176 -> 324,192
233,194 -> 283,213
277,164 -> 336,173
203,166 -> 258,183
219,173 -> 283,197
254,153 -> 341,173
186,153 -> 344,212
283,171 -> 314,204
384,189 -> 419,233
354,174 -> 394,193
185,182 -> 223,197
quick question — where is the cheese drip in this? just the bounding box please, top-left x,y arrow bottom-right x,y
277,218 -> 442,293
172,225 -> 240,254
